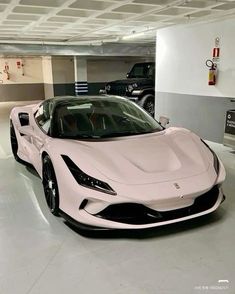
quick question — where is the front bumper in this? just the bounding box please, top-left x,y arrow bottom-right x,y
62,185 -> 224,230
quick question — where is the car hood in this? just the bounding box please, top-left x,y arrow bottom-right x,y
63,128 -> 211,185
109,78 -> 153,86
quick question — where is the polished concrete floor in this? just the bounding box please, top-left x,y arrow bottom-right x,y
0,101 -> 234,294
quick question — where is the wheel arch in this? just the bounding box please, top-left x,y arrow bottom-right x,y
41,151 -> 49,177
41,151 -> 49,160
139,88 -> 155,98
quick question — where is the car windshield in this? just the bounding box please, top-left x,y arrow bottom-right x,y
128,63 -> 155,79
52,97 -> 163,139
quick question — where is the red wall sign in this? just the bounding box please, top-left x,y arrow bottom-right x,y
213,47 -> 220,58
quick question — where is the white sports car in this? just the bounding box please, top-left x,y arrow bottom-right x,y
10,96 -> 226,230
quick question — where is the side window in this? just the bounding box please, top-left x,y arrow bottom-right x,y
18,112 -> 29,126
131,65 -> 144,78
35,101 -> 52,134
147,64 -> 155,80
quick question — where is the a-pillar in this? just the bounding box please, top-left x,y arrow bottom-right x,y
74,57 -> 88,96
42,56 -> 54,99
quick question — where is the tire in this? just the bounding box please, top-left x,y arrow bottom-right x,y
10,120 -> 24,163
42,155 -> 60,216
139,94 -> 155,117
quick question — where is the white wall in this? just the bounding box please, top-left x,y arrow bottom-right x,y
0,57 -> 44,101
156,18 -> 235,98
87,59 -> 139,82
0,57 -> 43,84
42,56 -> 54,99
156,18 -> 235,143
52,57 -> 74,84
74,58 -> 87,82
42,56 -> 53,84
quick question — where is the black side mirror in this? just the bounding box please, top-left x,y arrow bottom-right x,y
126,72 -> 130,78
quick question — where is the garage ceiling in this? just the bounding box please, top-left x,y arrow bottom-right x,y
0,0 -> 235,44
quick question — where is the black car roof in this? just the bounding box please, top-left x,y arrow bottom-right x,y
133,62 -> 154,65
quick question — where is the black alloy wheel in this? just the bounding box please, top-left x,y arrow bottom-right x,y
42,155 -> 60,216
143,97 -> 155,117
139,94 -> 155,117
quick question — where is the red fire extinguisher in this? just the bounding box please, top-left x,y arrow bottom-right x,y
206,59 -> 217,86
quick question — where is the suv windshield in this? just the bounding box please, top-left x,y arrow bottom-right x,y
52,97 -> 162,139
128,63 -> 155,79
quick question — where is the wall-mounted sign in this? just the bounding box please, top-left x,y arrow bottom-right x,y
213,47 -> 220,58
225,110 -> 235,135
17,61 -> 21,69
212,38 -> 220,63
212,47 -> 220,63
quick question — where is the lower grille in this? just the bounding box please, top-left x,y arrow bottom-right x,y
94,185 -> 220,225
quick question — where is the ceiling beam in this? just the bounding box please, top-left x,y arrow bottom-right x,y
0,42 -> 155,57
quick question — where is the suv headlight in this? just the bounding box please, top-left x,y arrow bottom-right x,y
105,84 -> 111,91
62,155 -> 116,195
127,83 -> 138,92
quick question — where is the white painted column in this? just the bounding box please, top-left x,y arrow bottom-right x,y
42,56 -> 54,99
74,57 -> 88,95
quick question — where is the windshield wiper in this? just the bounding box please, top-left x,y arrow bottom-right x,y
100,129 -> 160,138
58,134 -> 95,139
99,131 -> 136,138
100,131 -> 153,138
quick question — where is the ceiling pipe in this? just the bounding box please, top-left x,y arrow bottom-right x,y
0,39 -> 114,46
0,42 -> 155,57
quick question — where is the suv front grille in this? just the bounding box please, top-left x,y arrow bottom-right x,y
107,84 -> 127,96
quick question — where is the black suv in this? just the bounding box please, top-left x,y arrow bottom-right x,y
100,62 -> 155,116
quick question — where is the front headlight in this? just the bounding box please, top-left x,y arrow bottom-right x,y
201,140 -> 220,174
62,155 -> 117,195
127,83 -> 138,92
105,84 -> 111,91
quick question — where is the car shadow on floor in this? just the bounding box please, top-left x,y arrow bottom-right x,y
25,165 -> 40,177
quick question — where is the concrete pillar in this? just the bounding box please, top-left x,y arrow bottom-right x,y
42,56 -> 54,99
74,57 -> 88,95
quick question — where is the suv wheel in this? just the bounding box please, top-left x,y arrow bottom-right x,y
139,94 -> 155,117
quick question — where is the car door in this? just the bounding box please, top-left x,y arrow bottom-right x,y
31,100 -> 53,174
15,111 -> 32,161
